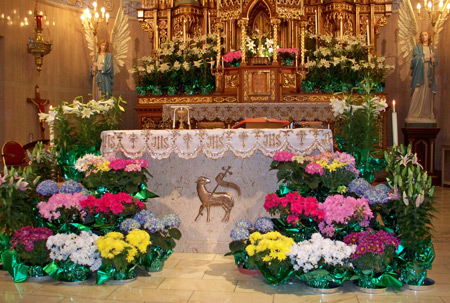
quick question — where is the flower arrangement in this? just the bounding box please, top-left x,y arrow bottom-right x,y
95,229 -> 151,283
245,231 -> 295,285
330,77 -> 388,182
270,151 -> 359,201
302,34 -> 393,92
226,217 -> 275,269
44,231 -> 101,282
264,192 -> 323,241
222,50 -> 242,66
244,29 -> 274,58
318,194 -> 373,239
75,154 -> 155,198
132,34 -> 219,96
384,145 -> 436,285
0,166 -> 39,237
1,227 -> 54,282
36,180 -> 60,196
37,192 -> 88,233
39,97 -> 126,180
288,233 -> 355,288
81,193 -> 145,234
27,141 -> 62,181
344,230 -> 402,289
123,210 -> 182,272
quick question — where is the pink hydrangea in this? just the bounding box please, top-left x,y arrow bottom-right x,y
109,158 -> 128,170
273,151 -> 295,162
305,162 -> 323,175
37,193 -> 88,221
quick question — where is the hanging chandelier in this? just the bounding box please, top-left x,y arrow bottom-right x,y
27,1 -> 52,75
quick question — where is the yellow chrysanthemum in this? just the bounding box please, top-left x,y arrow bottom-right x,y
126,246 -> 138,262
249,232 -> 263,244
292,155 -> 305,164
97,160 -> 111,171
245,245 -> 256,256
316,159 -> 328,168
126,229 -> 151,253
106,232 -> 124,240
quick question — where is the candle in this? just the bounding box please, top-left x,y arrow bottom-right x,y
221,57 -> 224,70
155,25 -> 159,50
208,12 -> 211,34
49,105 -> 55,143
366,21 -> 370,45
340,17 -> 343,38
36,15 -> 42,29
315,10 -> 318,35
392,100 -> 398,146
183,20 -> 186,42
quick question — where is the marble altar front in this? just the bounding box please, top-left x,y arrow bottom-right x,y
101,128 -> 333,253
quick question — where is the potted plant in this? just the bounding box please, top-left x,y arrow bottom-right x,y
44,231 -> 101,282
270,151 -> 360,202
75,154 -> 156,199
121,210 -> 182,272
330,77 -> 388,182
318,194 -> 374,240
36,192 -> 88,234
95,229 -> 151,284
343,230 -> 402,291
288,233 -> 355,289
222,51 -> 242,67
277,48 -> 298,66
1,226 -> 54,282
81,192 -> 145,235
384,145 -> 436,287
225,217 -> 274,273
245,231 -> 295,285
264,192 -> 323,242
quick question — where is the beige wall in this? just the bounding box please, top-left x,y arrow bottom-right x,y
0,0 -> 449,169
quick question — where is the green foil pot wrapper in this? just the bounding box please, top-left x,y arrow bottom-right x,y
400,261 -> 428,286
96,264 -> 136,285
44,260 -> 91,282
143,247 -> 172,272
1,250 -> 48,283
355,270 -> 402,290
298,268 -> 349,288
257,261 -> 294,285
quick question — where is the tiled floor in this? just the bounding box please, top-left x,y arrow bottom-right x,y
1,187 -> 449,303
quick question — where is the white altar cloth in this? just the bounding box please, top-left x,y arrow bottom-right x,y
100,129 -> 333,253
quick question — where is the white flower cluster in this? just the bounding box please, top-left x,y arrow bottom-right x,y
287,233 -> 355,272
39,98 -> 119,122
46,231 -> 102,271
329,95 -> 388,117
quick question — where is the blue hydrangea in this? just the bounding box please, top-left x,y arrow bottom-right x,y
162,214 -> 181,229
254,217 -> 274,233
143,217 -> 165,233
120,218 -> 141,232
133,209 -> 156,225
59,180 -> 84,194
235,219 -> 252,229
363,184 -> 391,205
230,227 -> 250,242
36,180 -> 60,196
348,178 -> 371,196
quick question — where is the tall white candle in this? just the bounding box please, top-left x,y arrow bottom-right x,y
315,10 -> 318,35
49,105 -> 55,143
340,17 -> 343,38
183,20 -> 186,42
392,100 -> 398,146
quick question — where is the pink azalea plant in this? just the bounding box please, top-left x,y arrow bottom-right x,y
318,194 -> 373,238
264,192 -> 324,225
37,192 -> 88,222
222,51 -> 242,63
81,192 -> 145,216
277,48 -> 299,57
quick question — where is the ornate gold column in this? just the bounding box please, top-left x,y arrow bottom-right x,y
215,21 -> 223,69
237,19 -> 248,65
299,17 -> 307,65
270,18 -> 281,64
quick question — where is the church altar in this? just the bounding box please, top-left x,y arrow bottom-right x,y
101,128 -> 333,253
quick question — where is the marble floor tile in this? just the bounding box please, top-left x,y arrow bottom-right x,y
158,278 -> 236,291
107,287 -> 193,302
0,294 -> 62,303
187,290 -> 273,303
32,283 -> 119,300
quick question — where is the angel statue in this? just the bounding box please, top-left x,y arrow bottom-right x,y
82,7 -> 130,99
398,0 -> 444,125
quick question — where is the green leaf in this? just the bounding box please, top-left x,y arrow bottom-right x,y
168,228 -> 182,240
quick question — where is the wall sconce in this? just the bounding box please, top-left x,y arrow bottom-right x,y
27,5 -> 52,75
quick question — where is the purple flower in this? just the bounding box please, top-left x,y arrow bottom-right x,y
143,217 -> 165,233
348,178 -> 371,196
120,218 -> 142,232
162,214 -> 181,228
134,209 -> 156,225
254,217 -> 274,233
363,184 -> 391,205
235,219 -> 252,229
36,180 -> 60,196
230,227 -> 250,242
59,180 -> 84,194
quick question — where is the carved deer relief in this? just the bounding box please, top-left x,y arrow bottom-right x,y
195,166 -> 241,222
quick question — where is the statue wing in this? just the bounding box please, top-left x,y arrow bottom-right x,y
398,0 -> 418,62
432,0 -> 449,48
82,18 -> 96,57
110,7 -> 131,75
